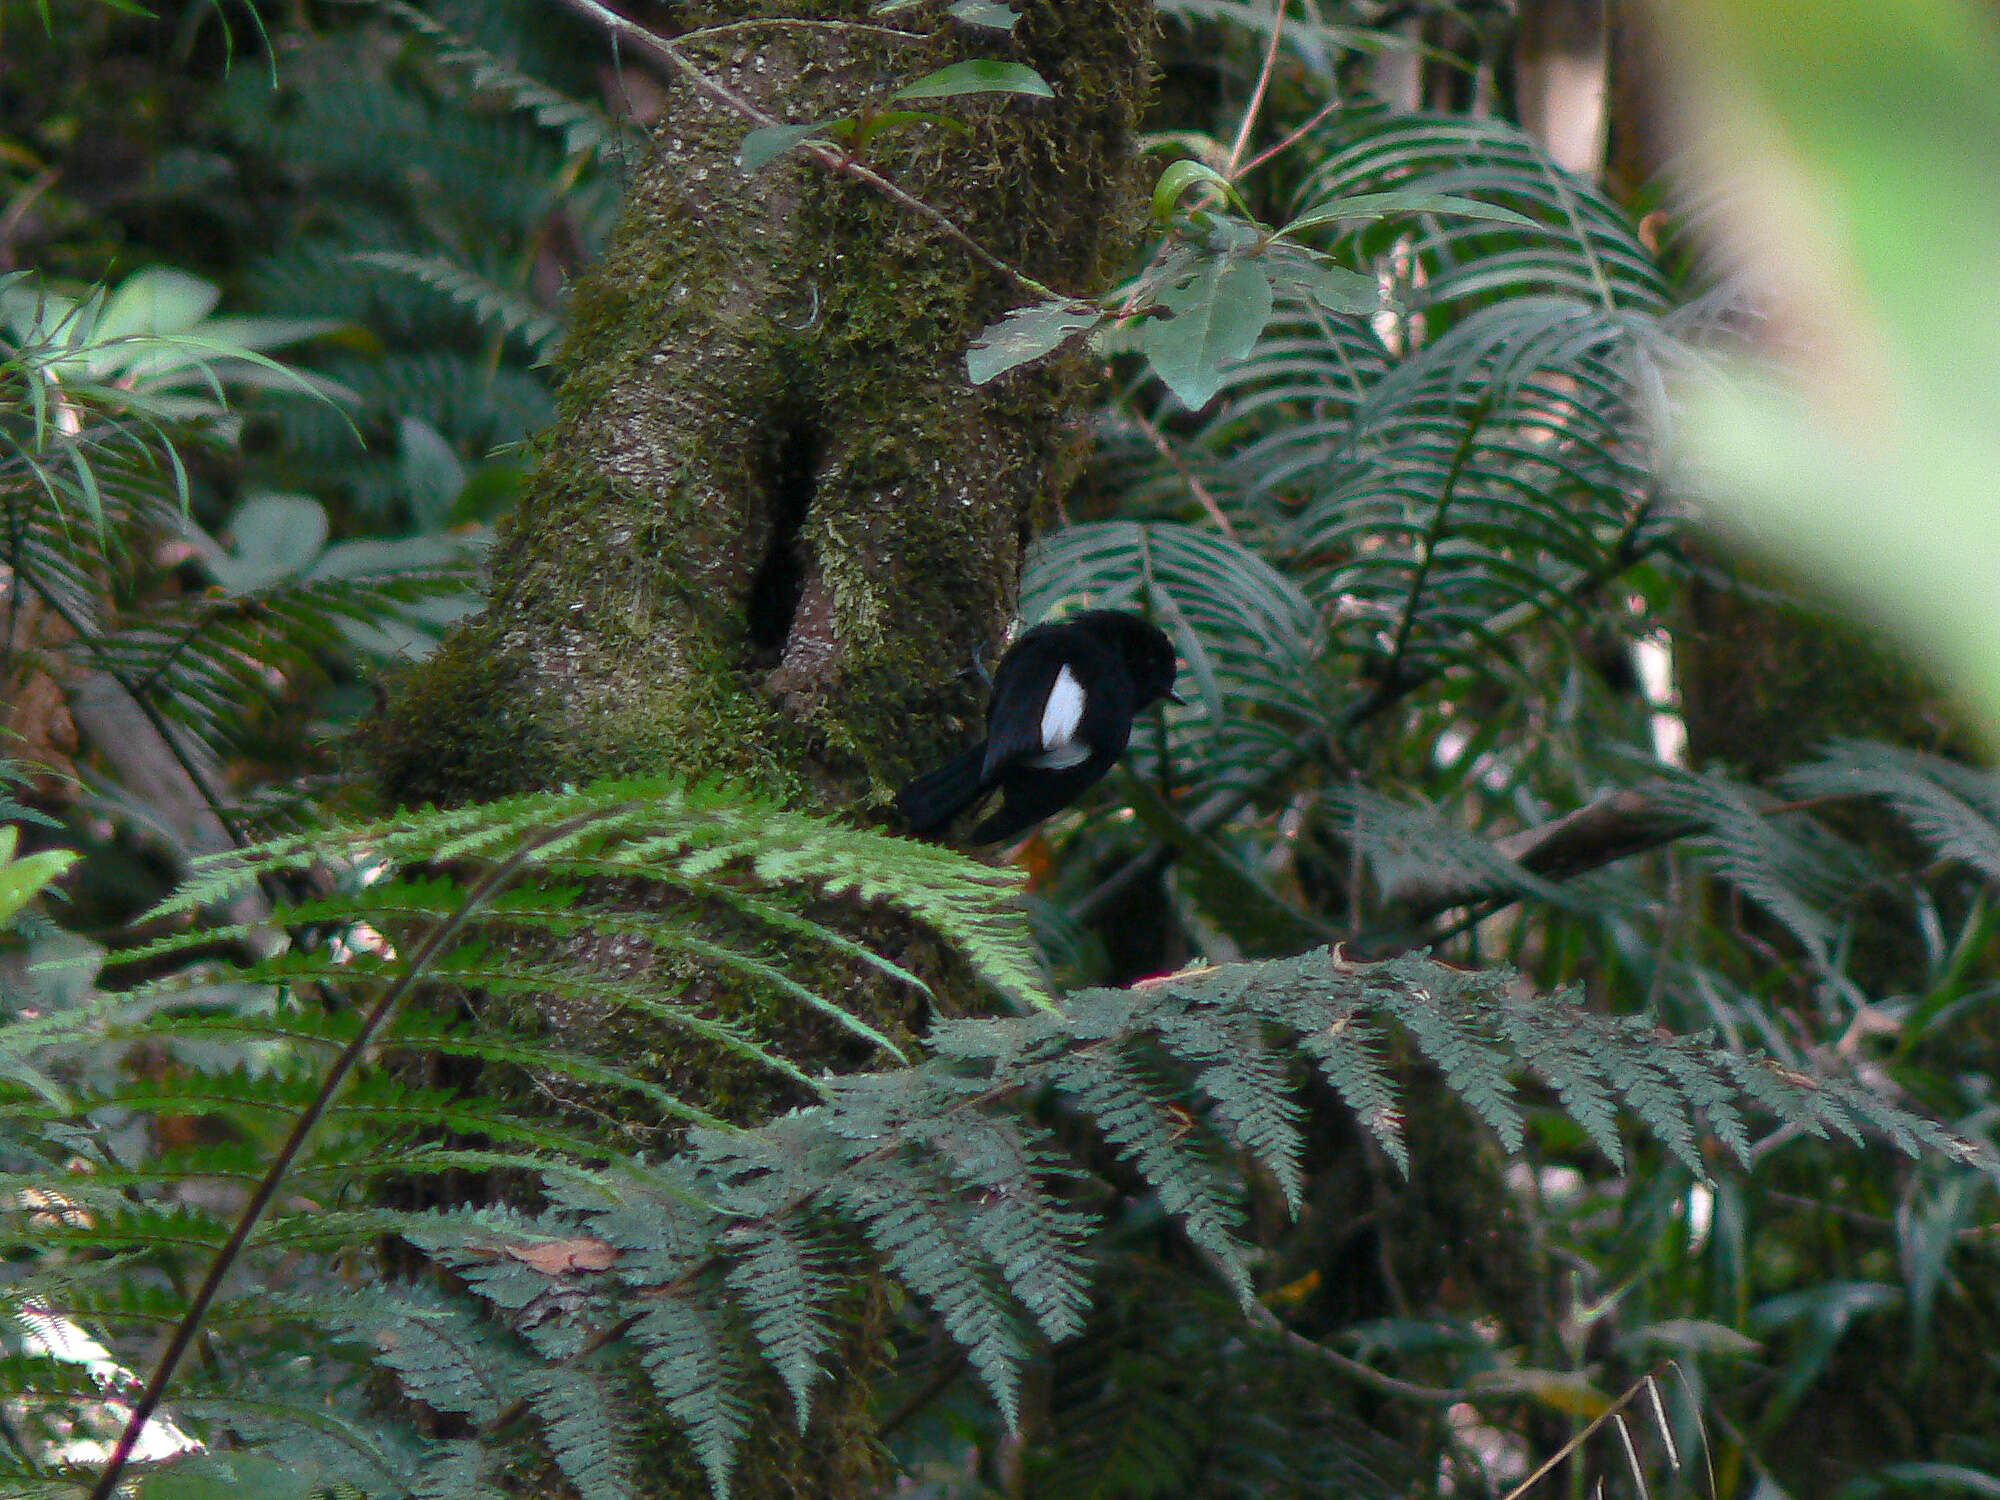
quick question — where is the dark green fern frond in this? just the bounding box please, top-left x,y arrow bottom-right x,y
528,1364 -> 637,1500
80,569 -> 476,763
1650,766 -> 1877,967
360,0 -> 632,164
629,1292 -> 759,1499
1294,113 -> 1671,318
150,776 -> 1047,1012
1786,739 -> 2000,884
7,780 -> 1976,1498
351,251 -> 564,362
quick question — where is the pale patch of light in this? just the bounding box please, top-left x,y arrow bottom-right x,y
6,1301 -> 204,1465
1442,1401 -> 1531,1493
1632,633 -> 1688,767
1524,52 -> 1608,178
1682,1183 -> 1715,1251
330,920 -> 396,965
1504,1161 -> 1589,1209
1434,722 -> 1473,770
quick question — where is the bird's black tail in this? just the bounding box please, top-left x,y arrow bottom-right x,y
895,743 -> 988,836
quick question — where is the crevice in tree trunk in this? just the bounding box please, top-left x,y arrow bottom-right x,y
746,412 -> 823,663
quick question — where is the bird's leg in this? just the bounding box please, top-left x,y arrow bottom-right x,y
966,638 -> 995,692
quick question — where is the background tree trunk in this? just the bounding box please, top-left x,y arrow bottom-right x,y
363,4 -> 1154,1492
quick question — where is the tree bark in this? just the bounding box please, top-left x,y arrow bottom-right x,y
374,1 -> 1152,815
364,4 -> 1154,1493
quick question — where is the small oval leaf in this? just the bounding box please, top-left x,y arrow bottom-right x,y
966,300 -> 1104,385
891,60 -> 1052,102
948,0 -> 1019,29
738,122 -> 829,173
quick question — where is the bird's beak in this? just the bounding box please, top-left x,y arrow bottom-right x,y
1167,689 -> 1187,705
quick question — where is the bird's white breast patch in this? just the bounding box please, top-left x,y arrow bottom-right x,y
1040,664 -> 1085,752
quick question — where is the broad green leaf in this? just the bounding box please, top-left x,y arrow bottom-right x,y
1266,255 -> 1379,314
1140,256 -> 1274,410
737,122 -> 830,173
948,0 -> 1019,29
1152,158 -> 1253,224
891,60 -> 1052,102
136,1455 -> 318,1500
965,299 -> 1103,385
203,492 -> 330,594
0,834 -> 76,929
399,415 -> 469,534
97,266 -> 220,340
1278,190 -> 1539,238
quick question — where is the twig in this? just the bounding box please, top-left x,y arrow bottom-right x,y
675,18 -> 928,44
1191,1243 -> 1465,1405
1224,1 -> 1289,179
1121,402 -> 1238,539
86,814 -> 605,1500
1246,1300 -> 1469,1404
1235,96 -> 1345,179
544,0 -> 1066,303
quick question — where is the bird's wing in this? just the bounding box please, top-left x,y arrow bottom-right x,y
982,639 -> 1074,776
1034,665 -> 1089,763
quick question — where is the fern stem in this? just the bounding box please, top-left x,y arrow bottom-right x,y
1363,389 -> 1491,715
86,813 -> 602,1500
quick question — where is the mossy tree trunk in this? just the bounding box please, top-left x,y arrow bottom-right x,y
367,3 -> 1152,1493
377,2 -> 1151,812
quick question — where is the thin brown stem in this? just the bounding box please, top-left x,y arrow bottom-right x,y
1236,96 -> 1344,179
1224,2 -> 1289,179
86,813 -> 606,1500
1122,403 -> 1238,539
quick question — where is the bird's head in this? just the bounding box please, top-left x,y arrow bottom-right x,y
1083,610 -> 1183,708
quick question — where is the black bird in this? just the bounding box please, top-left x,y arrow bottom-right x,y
898,610 -> 1182,845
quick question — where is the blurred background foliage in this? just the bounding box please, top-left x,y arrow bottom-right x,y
4,0 -> 2000,1495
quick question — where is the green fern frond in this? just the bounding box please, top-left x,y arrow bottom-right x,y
1651,766 -> 1876,967
1336,784 -> 1575,913
1295,113 -> 1670,317
8,777 -> 1975,1497
529,1365 -> 636,1500
830,1149 -> 1034,1426
1046,1045 -> 1255,1302
361,0 -> 628,161
1787,739 -> 2000,885
630,1293 -> 757,1500
722,1216 -> 841,1431
351,251 -> 563,360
